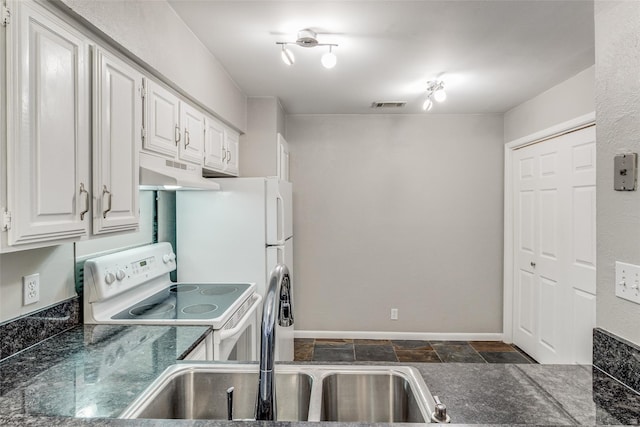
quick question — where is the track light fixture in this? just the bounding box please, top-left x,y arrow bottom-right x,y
281,45 -> 295,66
422,80 -> 446,111
277,29 -> 338,69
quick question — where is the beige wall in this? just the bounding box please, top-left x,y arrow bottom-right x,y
286,114 -> 504,334
0,192 -> 154,323
595,1 -> 640,345
504,66 -> 595,142
0,245 -> 75,322
58,0 -> 247,131
240,97 -> 283,177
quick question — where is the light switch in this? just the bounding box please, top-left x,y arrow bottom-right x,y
615,261 -> 640,304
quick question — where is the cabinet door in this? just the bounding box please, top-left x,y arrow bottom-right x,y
144,78 -> 179,157
5,0 -> 90,246
179,102 -> 205,165
92,48 -> 142,234
277,133 -> 290,182
224,129 -> 240,176
203,116 -> 226,172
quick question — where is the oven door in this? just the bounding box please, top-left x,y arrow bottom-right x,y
213,294 -> 261,361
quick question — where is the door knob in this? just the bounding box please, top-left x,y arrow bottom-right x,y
530,261 -> 536,268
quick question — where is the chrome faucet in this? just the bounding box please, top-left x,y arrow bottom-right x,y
255,264 -> 294,421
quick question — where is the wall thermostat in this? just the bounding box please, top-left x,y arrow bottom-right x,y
614,153 -> 637,191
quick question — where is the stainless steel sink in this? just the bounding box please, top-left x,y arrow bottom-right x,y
120,364 -> 312,421
120,363 -> 445,423
320,372 -> 426,422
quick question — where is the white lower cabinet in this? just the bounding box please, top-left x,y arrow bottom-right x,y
92,47 -> 142,234
184,333 -> 213,361
3,0 -> 90,251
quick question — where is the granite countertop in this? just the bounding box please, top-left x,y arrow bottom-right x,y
0,325 -> 639,426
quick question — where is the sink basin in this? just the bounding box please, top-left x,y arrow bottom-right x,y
120,364 -> 443,423
320,372 -> 426,422
120,365 -> 312,421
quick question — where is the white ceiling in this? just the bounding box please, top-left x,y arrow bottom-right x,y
168,0 -> 594,115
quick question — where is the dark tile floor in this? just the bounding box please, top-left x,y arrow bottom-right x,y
294,339 -> 537,364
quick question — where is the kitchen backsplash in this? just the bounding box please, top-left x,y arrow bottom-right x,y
593,327 -> 640,393
0,297 -> 80,361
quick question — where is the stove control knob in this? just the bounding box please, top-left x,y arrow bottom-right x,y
105,272 -> 116,285
116,269 -> 126,281
163,253 -> 176,264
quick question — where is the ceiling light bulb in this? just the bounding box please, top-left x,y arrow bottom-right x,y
433,88 -> 447,102
321,47 -> 337,69
422,98 -> 433,111
281,46 -> 295,66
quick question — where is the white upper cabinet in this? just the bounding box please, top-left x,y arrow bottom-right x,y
203,117 -> 226,171
3,0 -> 90,250
203,116 -> 240,177
277,133 -> 290,182
143,78 -> 180,158
92,47 -> 142,235
143,78 -> 208,167
179,102 -> 205,165
225,129 -> 240,176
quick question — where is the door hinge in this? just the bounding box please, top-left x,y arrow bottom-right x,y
1,6 -> 11,26
2,210 -> 12,231
141,127 -> 146,140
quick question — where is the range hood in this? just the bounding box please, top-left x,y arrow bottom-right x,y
139,152 -> 221,191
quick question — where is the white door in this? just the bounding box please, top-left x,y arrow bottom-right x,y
277,133 -> 290,182
179,102 -> 205,165
144,78 -> 179,157
6,1 -> 90,246
92,47 -> 142,234
512,125 -> 596,364
203,117 -> 226,172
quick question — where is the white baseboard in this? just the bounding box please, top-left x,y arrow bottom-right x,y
294,330 -> 504,342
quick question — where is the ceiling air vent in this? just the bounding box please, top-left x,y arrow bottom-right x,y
371,101 -> 407,109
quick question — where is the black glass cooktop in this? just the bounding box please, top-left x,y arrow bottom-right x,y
111,283 -> 251,320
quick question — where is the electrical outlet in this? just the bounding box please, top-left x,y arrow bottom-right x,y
615,261 -> 640,305
23,273 -> 40,305
390,308 -> 398,320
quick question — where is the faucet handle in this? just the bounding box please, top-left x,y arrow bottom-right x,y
431,396 -> 450,423
226,387 -> 234,421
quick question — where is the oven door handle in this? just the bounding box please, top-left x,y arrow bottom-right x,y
217,294 -> 262,341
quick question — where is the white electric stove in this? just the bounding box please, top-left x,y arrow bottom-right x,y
83,242 -> 260,361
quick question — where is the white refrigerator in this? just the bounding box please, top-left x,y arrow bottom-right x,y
175,177 -> 294,361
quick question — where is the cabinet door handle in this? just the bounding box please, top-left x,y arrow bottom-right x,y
102,185 -> 112,219
227,150 -> 231,164
222,149 -> 227,162
175,125 -> 181,145
530,261 -> 536,268
79,183 -> 89,220
185,129 -> 190,149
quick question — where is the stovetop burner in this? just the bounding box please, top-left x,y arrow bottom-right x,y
200,285 -> 238,296
182,304 -> 218,314
169,284 -> 198,293
111,283 -> 252,321
129,302 -> 175,317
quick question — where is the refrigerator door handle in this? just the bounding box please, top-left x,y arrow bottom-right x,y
276,193 -> 285,243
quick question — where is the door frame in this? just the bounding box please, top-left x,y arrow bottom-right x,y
502,112 -> 595,343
